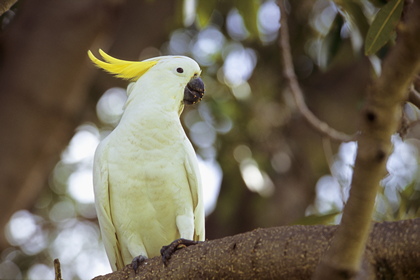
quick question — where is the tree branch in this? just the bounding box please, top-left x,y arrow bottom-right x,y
90,219 -> 420,279
408,84 -> 420,108
277,1 -> 353,143
313,1 -> 420,279
0,0 -> 17,15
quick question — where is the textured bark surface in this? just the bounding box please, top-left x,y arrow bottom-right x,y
91,219 -> 420,280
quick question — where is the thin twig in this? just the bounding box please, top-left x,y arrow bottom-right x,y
277,1 -> 353,142
54,259 -> 63,280
408,84 -> 420,108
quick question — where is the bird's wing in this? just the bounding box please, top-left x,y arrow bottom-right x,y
184,142 -> 205,241
93,140 -> 124,271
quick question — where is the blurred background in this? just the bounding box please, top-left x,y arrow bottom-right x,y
1,0 -> 420,279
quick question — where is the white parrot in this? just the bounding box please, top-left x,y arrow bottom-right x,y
88,50 -> 205,271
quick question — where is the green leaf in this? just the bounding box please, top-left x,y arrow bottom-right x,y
196,0 -> 218,28
234,0 -> 260,38
291,211 -> 341,226
400,181 -> 415,201
364,0 -> 404,55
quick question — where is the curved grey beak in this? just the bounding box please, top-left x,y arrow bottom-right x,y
184,77 -> 205,105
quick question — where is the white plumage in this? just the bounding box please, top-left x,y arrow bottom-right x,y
90,51 -> 205,271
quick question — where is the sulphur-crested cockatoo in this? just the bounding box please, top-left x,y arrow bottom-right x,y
88,50 -> 205,271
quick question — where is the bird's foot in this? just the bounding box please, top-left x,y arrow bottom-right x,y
131,255 -> 147,273
160,238 -> 202,266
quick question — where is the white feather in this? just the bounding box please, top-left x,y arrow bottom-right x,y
93,56 -> 204,271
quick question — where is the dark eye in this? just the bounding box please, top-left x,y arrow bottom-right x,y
176,67 -> 184,73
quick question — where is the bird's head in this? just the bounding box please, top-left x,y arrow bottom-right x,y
88,50 -> 205,106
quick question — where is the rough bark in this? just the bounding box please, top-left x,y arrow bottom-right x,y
90,219 -> 420,280
313,1 -> 420,279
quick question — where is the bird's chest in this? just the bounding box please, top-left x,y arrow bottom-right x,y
106,125 -> 187,195
111,125 -> 184,164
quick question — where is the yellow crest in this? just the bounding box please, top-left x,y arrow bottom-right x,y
88,49 -> 158,81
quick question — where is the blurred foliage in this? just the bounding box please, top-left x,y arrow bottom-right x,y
2,0 -> 420,279
291,211 -> 341,225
